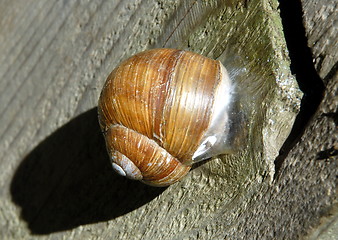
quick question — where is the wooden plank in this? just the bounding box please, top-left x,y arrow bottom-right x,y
0,0 -> 335,239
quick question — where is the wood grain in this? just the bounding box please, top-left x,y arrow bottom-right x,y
0,0 -> 336,239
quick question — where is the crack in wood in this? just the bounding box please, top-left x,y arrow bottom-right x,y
274,0 -> 325,177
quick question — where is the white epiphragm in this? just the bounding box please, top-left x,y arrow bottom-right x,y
192,62 -> 234,162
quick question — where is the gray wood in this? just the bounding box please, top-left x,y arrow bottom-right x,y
300,0 -> 338,239
302,0 -> 337,81
0,0 -> 336,239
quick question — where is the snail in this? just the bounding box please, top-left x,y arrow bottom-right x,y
98,48 -> 246,187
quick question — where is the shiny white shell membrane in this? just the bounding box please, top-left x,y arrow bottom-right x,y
192,63 -> 236,162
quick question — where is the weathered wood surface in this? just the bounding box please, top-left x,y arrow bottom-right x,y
302,0 -> 337,81
300,0 -> 338,239
0,0 -> 336,239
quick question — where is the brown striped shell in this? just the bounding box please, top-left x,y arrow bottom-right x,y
98,48 -> 235,186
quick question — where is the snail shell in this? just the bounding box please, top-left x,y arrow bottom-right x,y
98,48 -> 240,187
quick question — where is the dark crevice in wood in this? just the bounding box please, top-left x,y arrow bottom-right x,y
316,146 -> 338,161
273,0 -> 325,178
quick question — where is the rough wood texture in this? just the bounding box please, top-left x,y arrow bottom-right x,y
0,0 -> 336,239
301,0 -> 337,81
300,0 -> 338,239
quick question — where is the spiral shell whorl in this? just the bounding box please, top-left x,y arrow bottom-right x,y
104,125 -> 191,186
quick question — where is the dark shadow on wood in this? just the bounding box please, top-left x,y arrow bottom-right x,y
274,0 -> 325,178
10,107 -> 166,235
